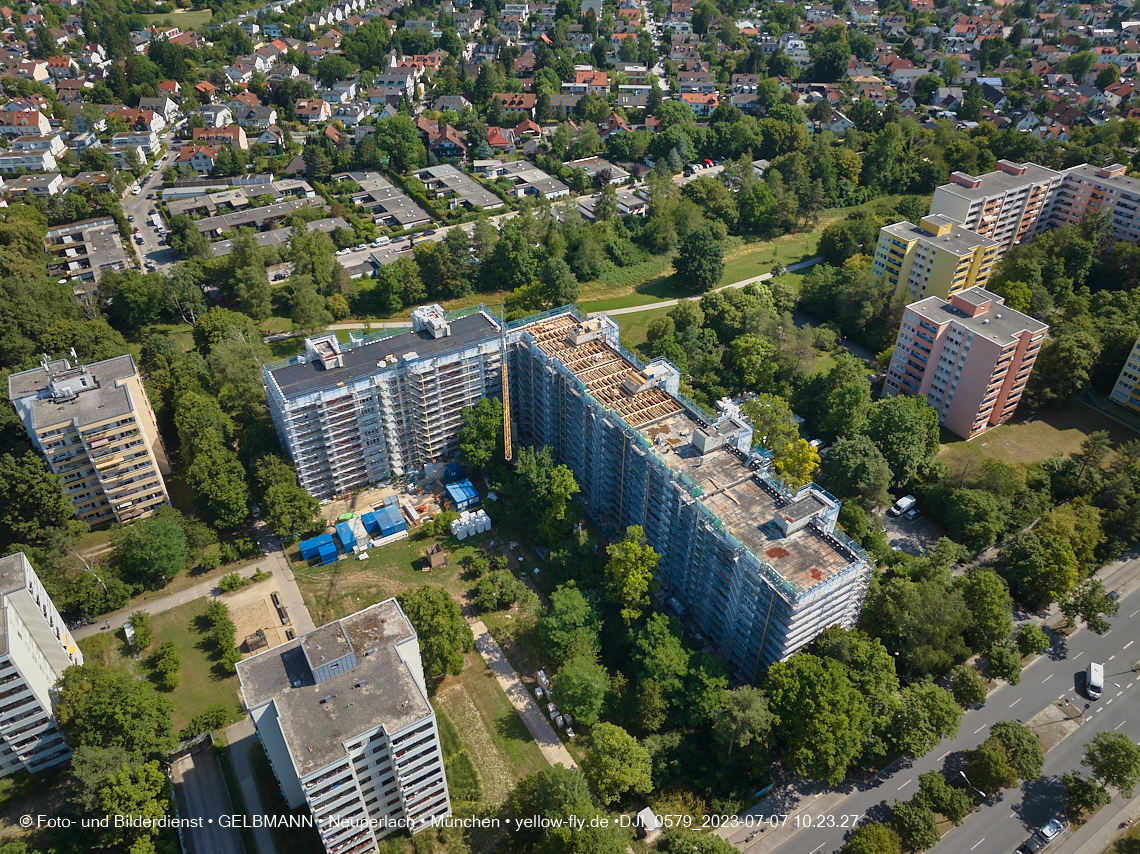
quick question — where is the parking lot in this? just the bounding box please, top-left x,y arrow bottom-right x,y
881,504 -> 945,556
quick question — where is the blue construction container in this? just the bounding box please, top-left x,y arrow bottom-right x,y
445,478 -> 480,511
377,504 -> 408,536
335,521 -> 357,551
360,511 -> 381,535
444,462 -> 465,483
299,533 -> 338,565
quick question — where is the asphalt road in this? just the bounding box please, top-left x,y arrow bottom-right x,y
170,747 -> 243,854
726,553 -> 1140,854
122,133 -> 179,274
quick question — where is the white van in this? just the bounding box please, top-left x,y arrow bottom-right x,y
889,495 -> 917,517
1087,662 -> 1103,700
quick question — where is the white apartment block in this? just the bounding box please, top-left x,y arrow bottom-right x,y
8,355 -> 172,526
1047,163 -> 1140,244
237,600 -> 450,854
0,553 -> 82,778
263,305 -> 503,501
929,160 -> 1064,252
0,150 -> 56,172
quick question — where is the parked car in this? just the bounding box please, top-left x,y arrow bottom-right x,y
131,186 -> 141,195
127,215 -> 134,222
904,507 -> 921,521
353,244 -> 368,252
132,227 -> 139,233
273,273 -> 287,281
1037,819 -> 1064,842
335,248 -> 350,256
423,229 -> 437,236
135,237 -> 144,245
889,495 -> 917,516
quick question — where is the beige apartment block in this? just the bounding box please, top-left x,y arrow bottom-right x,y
929,160 -> 1063,252
1049,163 -> 1140,243
871,214 -> 1000,302
884,288 -> 1048,439
8,355 -> 171,526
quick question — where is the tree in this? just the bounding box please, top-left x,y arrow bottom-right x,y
657,829 -> 738,854
891,683 -> 963,758
674,227 -> 725,291
0,452 -> 82,551
457,397 -> 503,470
820,435 -> 893,508
951,665 -> 988,707
765,653 -> 871,785
604,525 -> 659,625
741,394 -> 800,453
986,641 -> 1022,686
263,481 -> 322,544
538,582 -> 600,662
866,395 -> 939,488
1060,578 -> 1120,634
89,760 -> 171,852
187,442 -> 250,530
942,488 -> 1007,553
1063,770 -> 1112,815
843,821 -> 901,854
914,771 -> 973,825
775,439 -> 820,490
990,721 -> 1043,781
110,509 -> 189,591
892,799 -> 939,852
509,765 -> 627,853
54,666 -> 175,760
130,611 -> 153,651
712,685 -> 772,757
397,585 -> 474,679
1096,64 -> 1121,90
794,354 -> 872,441
1002,530 -> 1079,610
1015,624 -> 1050,657
964,736 -> 1018,795
1083,731 -> 1140,797
633,614 -> 690,699
581,722 -> 652,805
150,639 -> 182,691
289,278 -> 332,333
636,677 -> 669,734
959,570 -> 1013,651
552,654 -> 609,726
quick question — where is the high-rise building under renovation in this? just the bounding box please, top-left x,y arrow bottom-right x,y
8,355 -> 171,526
0,552 -> 83,777
237,599 -> 450,854
266,306 -> 873,678
263,305 -> 503,501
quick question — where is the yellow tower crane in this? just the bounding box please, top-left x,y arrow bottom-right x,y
501,327 -> 512,461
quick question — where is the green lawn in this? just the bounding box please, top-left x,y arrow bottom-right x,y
137,9 -> 213,29
616,304 -> 675,352
939,402 -> 1138,476
78,597 -> 243,734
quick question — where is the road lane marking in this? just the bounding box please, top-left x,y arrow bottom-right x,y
1116,721 -> 1126,730
1119,690 -> 1125,697
1010,698 -> 1022,708
938,750 -> 951,760
1108,699 -> 1114,705
1075,651 -> 1085,659
1106,631 -> 1113,637
971,839 -> 986,851
1130,610 -> 1139,618
808,845 -> 824,854
1043,674 -> 1053,683
975,725 -> 987,733
898,779 -> 912,790
1110,655 -> 1117,661
1126,641 -> 1135,650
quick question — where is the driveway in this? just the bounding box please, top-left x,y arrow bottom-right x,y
883,510 -> 946,557
170,746 -> 244,854
469,619 -> 576,770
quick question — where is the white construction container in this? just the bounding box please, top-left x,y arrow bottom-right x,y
465,519 -> 477,536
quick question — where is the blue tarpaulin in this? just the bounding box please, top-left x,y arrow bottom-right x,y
299,533 -> 338,565
445,478 -> 480,510
335,521 -> 357,551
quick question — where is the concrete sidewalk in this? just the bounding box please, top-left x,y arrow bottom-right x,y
469,619 -> 576,770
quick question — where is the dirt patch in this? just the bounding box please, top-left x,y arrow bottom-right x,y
1025,699 -> 1083,753
232,594 -> 290,655
435,685 -> 512,806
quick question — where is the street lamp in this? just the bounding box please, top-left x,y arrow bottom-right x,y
960,771 -> 986,800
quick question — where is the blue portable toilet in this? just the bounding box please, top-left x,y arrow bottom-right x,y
299,533 -> 338,565
335,521 -> 357,552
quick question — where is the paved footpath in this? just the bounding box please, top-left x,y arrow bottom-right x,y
224,717 -> 278,854
469,619 -> 577,770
